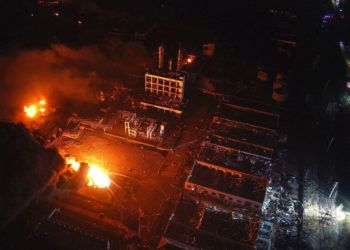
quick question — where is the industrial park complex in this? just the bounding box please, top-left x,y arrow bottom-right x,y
8,42 -> 294,250
1,1 -> 350,250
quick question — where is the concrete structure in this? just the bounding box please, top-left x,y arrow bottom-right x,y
197,142 -> 272,179
257,221 -> 273,250
207,134 -> 274,161
158,45 -> 165,69
118,111 -> 165,142
145,73 -> 185,101
176,48 -> 183,71
158,196 -> 259,250
213,103 -> 280,132
157,98 -> 283,249
141,73 -> 186,116
65,116 -> 112,132
185,163 -> 267,211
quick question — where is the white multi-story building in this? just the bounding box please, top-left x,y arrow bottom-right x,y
145,73 -> 185,101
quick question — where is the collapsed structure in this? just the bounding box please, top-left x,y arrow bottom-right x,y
119,110 -> 166,142
159,99 -> 280,250
46,41 -> 283,249
141,45 -> 187,117
62,111 -> 167,144
185,162 -> 268,211
141,72 -> 186,116
158,196 -> 260,250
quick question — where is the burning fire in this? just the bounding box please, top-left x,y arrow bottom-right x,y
185,55 -> 195,65
24,99 -> 47,118
24,105 -> 38,118
87,165 -> 111,188
65,157 -> 110,188
66,157 -> 80,172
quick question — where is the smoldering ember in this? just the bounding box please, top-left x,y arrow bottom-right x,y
1,1 -> 350,250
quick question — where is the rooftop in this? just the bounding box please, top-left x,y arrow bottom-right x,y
197,146 -> 272,179
223,98 -> 280,115
215,103 -> 279,131
211,121 -> 278,149
207,135 -> 273,160
141,94 -> 185,109
160,196 -> 259,249
188,164 -> 267,203
146,71 -> 186,81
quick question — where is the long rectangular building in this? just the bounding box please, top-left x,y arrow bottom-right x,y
211,121 -> 278,149
214,103 -> 280,132
185,163 -> 267,211
197,145 -> 272,179
158,196 -> 260,250
207,134 -> 274,160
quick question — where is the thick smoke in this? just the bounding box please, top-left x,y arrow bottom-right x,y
0,38 -> 151,121
0,122 -> 65,228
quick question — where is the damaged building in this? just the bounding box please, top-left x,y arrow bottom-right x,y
159,98 -> 281,250
118,110 -> 166,142
158,195 -> 260,250
140,45 -> 188,117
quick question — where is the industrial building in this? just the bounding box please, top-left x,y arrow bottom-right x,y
141,72 -> 186,116
213,103 -> 280,132
118,110 -> 166,142
158,99 -> 282,250
183,101 -> 279,211
140,45 -> 188,117
144,73 -> 185,101
185,163 -> 267,211
205,134 -> 274,161
62,116 -> 112,141
157,195 -> 260,250
197,142 -> 272,179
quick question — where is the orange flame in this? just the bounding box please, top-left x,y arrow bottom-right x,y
65,156 -> 111,188
66,157 -> 80,172
24,105 -> 38,118
87,165 -> 111,188
23,99 -> 47,118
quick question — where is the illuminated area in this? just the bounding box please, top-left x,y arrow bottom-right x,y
304,202 -> 349,222
184,55 -> 195,65
87,165 -> 111,188
335,204 -> 348,222
65,156 -> 110,188
23,99 -> 47,118
66,157 -> 80,172
23,105 -> 38,118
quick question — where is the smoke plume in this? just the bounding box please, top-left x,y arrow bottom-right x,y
0,122 -> 65,228
0,38 -> 151,121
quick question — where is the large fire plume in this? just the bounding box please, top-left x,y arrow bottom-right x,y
87,165 -> 111,188
66,157 -> 110,188
0,39 -> 151,122
66,157 -> 80,172
23,99 -> 47,119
